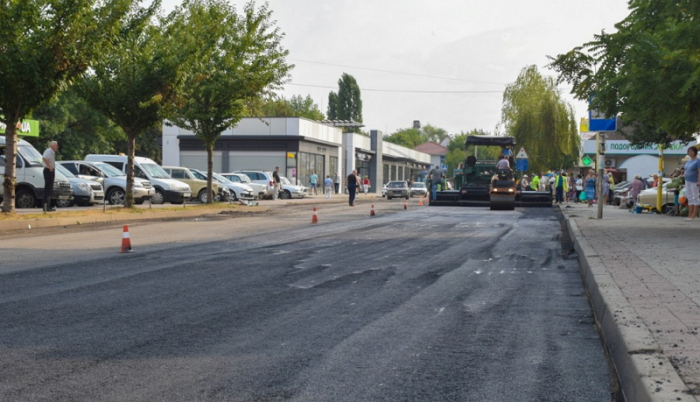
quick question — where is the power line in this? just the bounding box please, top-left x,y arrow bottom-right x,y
289,58 -> 507,86
287,82 -> 502,94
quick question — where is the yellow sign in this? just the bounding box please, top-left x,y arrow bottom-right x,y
286,152 -> 295,159
579,118 -> 589,133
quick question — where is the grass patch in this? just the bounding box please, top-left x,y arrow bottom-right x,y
0,202 -> 243,221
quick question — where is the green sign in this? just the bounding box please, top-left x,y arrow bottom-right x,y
581,156 -> 592,166
0,119 -> 40,137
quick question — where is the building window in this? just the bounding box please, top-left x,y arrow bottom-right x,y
391,165 -> 397,181
330,156 -> 338,177
383,164 -> 389,184
297,152 -> 325,187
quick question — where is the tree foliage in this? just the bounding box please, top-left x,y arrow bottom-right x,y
256,94 -> 323,120
384,124 -> 448,149
501,65 -> 579,173
75,0 -> 182,207
548,0 -> 700,145
0,0 -> 132,212
167,0 -> 291,203
327,73 -> 362,130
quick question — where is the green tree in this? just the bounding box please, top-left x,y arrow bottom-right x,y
289,95 -> 324,120
167,0 -> 291,204
327,91 -> 338,120
501,65 -> 579,173
422,125 -> 449,143
30,89 -> 126,161
327,73 -> 362,130
76,0 -> 182,207
0,0 -> 131,212
384,124 -> 450,149
547,0 -> 700,145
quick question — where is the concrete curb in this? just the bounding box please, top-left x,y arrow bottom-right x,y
0,206 -> 268,232
564,214 -> 697,402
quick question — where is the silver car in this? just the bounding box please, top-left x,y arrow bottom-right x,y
385,181 -> 409,200
59,161 -> 155,205
55,164 -> 104,207
280,177 -> 308,199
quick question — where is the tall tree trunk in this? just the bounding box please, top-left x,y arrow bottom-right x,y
207,142 -> 214,204
2,122 -> 18,213
125,133 -> 136,208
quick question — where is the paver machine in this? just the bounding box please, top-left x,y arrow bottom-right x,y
428,135 -> 552,209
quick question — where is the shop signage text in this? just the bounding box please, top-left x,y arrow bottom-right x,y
583,140 -> 694,155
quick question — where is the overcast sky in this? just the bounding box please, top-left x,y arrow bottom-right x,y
161,0 -> 631,136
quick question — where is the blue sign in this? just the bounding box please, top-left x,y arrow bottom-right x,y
515,159 -> 528,171
589,96 -> 617,132
440,164 -> 448,171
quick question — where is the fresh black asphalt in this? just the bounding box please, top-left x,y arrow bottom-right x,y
0,206 -> 612,401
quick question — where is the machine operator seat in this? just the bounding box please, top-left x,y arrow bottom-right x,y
466,155 -> 476,167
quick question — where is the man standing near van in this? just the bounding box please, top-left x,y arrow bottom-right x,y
272,166 -> 281,200
42,141 -> 58,211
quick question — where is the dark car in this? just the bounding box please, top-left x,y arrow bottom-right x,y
386,181 -> 409,200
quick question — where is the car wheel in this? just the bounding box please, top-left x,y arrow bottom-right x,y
16,188 -> 37,209
151,189 -> 165,204
198,189 -> 208,203
107,188 -> 126,205
280,190 -> 291,199
56,198 -> 72,208
230,191 -> 238,201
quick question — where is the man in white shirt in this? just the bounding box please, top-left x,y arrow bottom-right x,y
496,155 -> 510,170
42,141 -> 58,211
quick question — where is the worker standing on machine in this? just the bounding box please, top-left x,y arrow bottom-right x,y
496,155 -> 510,170
429,165 -> 443,201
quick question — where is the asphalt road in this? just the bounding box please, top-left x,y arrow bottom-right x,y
0,204 -> 613,401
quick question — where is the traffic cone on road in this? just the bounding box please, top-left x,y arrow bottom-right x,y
418,195 -> 424,206
404,199 -> 408,210
311,207 -> 318,224
370,204 -> 375,216
120,224 -> 132,253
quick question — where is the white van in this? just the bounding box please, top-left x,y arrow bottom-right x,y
0,137 -> 73,208
85,155 -> 191,204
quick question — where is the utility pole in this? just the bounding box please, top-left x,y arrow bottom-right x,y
596,132 -> 605,219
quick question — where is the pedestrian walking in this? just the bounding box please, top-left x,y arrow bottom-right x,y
41,141 -> 58,211
585,170 -> 596,207
333,172 -> 340,194
684,146 -> 700,221
602,172 -> 610,206
428,165 -> 443,201
309,171 -> 318,195
362,176 -> 370,195
324,175 -> 333,199
272,166 -> 281,200
575,174 -> 583,203
346,170 -> 359,206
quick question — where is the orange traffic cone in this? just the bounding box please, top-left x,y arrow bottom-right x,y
370,204 -> 375,216
311,207 -> 318,224
418,195 -> 424,206
404,199 -> 408,210
120,224 -> 132,253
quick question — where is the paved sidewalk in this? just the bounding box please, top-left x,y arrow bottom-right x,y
561,201 -> 700,402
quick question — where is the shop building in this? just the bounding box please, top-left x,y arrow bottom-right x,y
163,118 -> 432,192
162,117 -> 343,186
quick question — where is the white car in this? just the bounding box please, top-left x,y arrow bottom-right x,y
235,170 -> 276,199
637,182 -> 676,212
280,177 -> 307,199
220,172 -> 267,199
191,169 -> 255,201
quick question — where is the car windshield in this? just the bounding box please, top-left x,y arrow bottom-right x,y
411,183 -> 426,188
387,182 -> 405,188
92,162 -> 125,177
212,172 -> 232,184
18,144 -> 43,163
141,163 -> 170,178
55,164 -> 75,178
280,177 -> 291,185
236,174 -> 252,183
191,170 -> 207,181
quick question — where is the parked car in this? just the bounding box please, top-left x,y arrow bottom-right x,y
190,169 -> 253,201
220,173 -> 267,199
279,177 -> 308,199
59,160 -> 155,205
235,171 -> 276,199
0,137 -> 73,208
85,155 -> 191,204
410,182 -> 428,197
385,181 -> 409,200
162,166 -> 223,203
637,182 -> 676,212
55,164 -> 104,207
